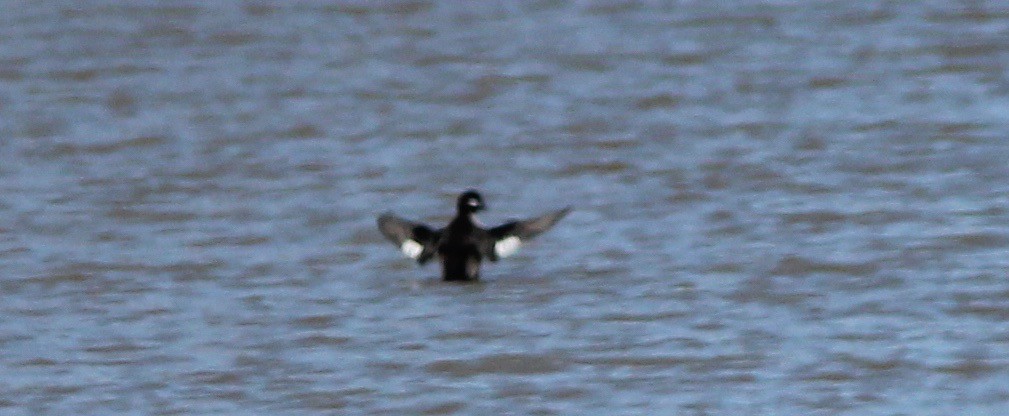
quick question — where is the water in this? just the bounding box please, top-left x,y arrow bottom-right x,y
2,1 -> 1009,414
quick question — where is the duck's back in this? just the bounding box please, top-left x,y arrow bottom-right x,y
438,218 -> 485,281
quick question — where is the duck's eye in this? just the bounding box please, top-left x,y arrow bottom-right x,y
467,199 -> 480,207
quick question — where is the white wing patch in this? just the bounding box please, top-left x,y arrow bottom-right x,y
494,236 -> 522,258
400,240 -> 424,259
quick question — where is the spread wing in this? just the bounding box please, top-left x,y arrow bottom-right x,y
377,213 -> 440,264
484,207 -> 571,261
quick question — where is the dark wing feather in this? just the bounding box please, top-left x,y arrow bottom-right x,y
484,207 -> 571,261
377,213 -> 440,264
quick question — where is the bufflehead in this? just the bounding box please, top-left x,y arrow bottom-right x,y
378,190 -> 570,281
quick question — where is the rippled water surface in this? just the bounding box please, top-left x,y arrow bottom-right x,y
3,1 -> 1009,414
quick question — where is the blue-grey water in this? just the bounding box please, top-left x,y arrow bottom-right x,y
2,1 -> 1009,414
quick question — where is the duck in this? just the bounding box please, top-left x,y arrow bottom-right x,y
377,190 -> 570,281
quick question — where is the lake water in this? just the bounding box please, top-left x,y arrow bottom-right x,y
2,1 -> 1009,414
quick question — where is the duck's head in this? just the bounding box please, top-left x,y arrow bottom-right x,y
457,189 -> 485,214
